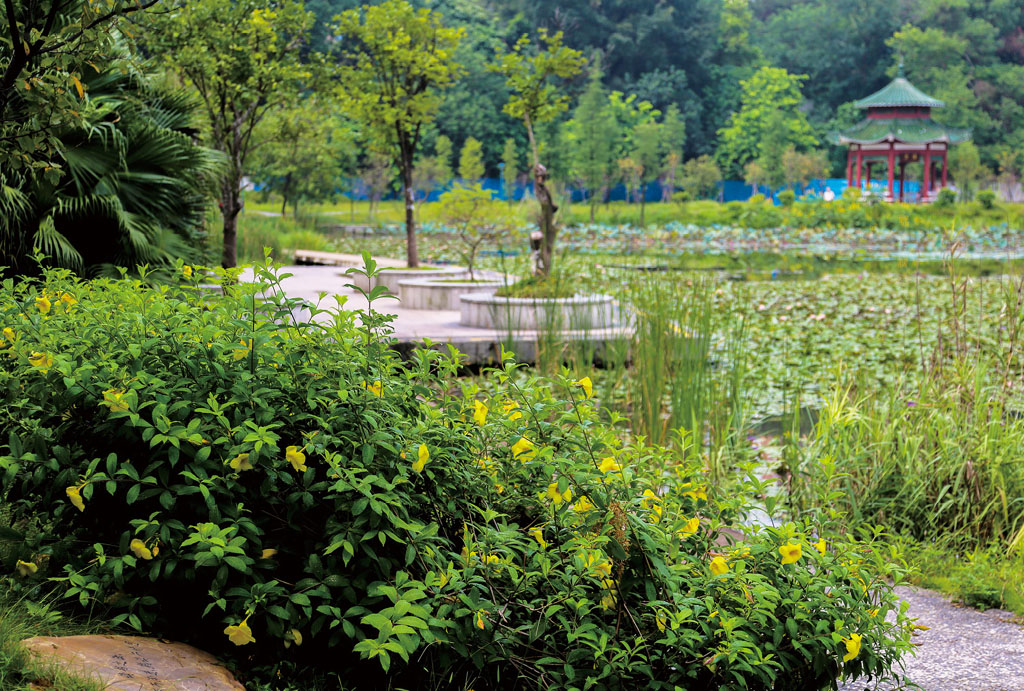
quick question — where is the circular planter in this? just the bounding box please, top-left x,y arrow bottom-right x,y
460,293 -> 622,331
347,266 -> 468,294
398,279 -> 506,311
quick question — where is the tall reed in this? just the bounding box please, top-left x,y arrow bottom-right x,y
623,273 -> 750,484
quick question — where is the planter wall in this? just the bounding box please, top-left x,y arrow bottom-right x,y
347,266 -> 468,294
460,293 -> 622,331
398,279 -> 506,311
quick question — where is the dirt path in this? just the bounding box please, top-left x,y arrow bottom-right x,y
839,586 -> 1024,691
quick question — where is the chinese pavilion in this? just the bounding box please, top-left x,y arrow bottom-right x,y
833,69 -> 970,202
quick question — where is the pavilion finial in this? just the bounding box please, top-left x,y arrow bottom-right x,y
897,57 -> 905,78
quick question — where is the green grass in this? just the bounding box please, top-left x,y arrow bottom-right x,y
0,594 -> 105,690
909,542 -> 1024,617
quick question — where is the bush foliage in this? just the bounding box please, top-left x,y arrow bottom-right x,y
0,259 -> 912,689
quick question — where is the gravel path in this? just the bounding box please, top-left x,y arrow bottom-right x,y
839,586 -> 1024,691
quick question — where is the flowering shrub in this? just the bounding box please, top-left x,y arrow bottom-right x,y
0,260 -> 912,689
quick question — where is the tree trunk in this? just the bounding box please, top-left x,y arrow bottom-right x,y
220,183 -> 242,268
534,163 -> 557,277
401,158 -> 418,267
524,114 -> 556,277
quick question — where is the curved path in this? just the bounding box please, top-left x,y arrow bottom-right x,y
839,586 -> 1024,691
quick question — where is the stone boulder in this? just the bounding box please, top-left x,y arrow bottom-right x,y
21,634 -> 244,690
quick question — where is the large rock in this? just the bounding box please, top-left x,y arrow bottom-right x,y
21,634 -> 244,690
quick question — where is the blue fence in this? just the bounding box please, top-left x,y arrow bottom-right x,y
291,176 -> 924,205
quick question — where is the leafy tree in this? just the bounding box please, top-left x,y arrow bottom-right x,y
661,104 -> 687,201
949,141 -> 988,201
334,0 -> 464,267
360,152 -> 395,219
491,29 -> 584,277
716,66 -> 817,178
434,134 -> 455,189
412,156 -> 445,205
744,160 -> 768,195
617,157 -> 643,206
437,183 -> 512,280
781,147 -> 828,191
757,109 -> 792,190
250,97 -> 356,217
144,0 -> 313,269
632,119 -> 663,226
502,137 -> 519,203
458,136 -> 485,182
680,155 -> 722,200
566,59 -> 616,221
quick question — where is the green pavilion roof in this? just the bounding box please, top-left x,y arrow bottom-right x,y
831,118 -> 971,146
854,77 -> 945,109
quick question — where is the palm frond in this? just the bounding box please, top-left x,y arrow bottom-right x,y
33,215 -> 84,271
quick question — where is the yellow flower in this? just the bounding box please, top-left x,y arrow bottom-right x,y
545,482 -> 572,506
412,443 -> 429,473
677,516 -> 700,539
530,527 -> 547,550
598,579 -> 617,609
261,548 -> 278,559
572,496 -> 596,513
224,615 -> 256,646
472,399 -> 488,425
285,445 -> 307,472
229,453 -> 253,472
583,552 -> 612,579
779,542 -> 803,565
232,339 -> 253,361
35,296 -> 51,314
482,553 -> 500,566
130,539 -> 153,560
814,538 -> 827,555
710,556 -> 729,576
598,456 -> 621,474
59,292 -> 77,308
66,485 -> 85,512
102,388 -> 129,413
574,376 -> 593,399
365,380 -> 383,397
642,489 -> 662,522
681,483 -> 708,502
28,351 -> 53,372
502,399 -> 522,420
511,437 -> 535,462
182,265 -> 193,278
475,611 -> 486,630
841,632 -> 862,662
16,560 -> 37,577
283,628 -> 302,648
3,327 -> 16,343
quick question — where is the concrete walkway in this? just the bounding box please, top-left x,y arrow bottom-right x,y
839,586 -> 1024,691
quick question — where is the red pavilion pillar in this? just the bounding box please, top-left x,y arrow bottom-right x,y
923,144 -> 932,203
898,157 -> 906,202
846,149 -> 853,186
941,149 -> 948,188
886,142 -> 895,201
855,148 -> 863,190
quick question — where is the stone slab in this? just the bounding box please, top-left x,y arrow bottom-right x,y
21,634 -> 244,691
